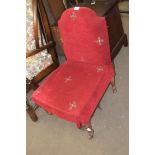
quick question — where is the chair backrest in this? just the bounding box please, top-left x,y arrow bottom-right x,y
58,7 -> 112,65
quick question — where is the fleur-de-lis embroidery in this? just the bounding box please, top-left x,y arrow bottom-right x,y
69,101 -> 77,110
96,66 -> 104,72
95,37 -> 104,46
65,76 -> 72,83
70,12 -> 77,20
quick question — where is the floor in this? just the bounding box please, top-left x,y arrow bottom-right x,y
26,13 -> 129,155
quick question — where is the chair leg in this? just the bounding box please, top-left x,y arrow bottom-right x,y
123,34 -> 128,47
86,121 -> 94,139
26,98 -> 38,122
110,77 -> 117,93
80,121 -> 94,139
26,104 -> 38,122
97,104 -> 102,110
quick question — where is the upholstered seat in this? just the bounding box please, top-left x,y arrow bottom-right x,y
32,7 -> 115,137
32,61 -> 114,127
26,50 -> 53,80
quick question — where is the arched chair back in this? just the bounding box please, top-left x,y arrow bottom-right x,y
58,7 -> 112,65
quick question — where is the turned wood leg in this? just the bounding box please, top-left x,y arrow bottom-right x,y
80,121 -> 94,139
26,99 -> 38,122
110,77 -> 117,93
26,104 -> 38,122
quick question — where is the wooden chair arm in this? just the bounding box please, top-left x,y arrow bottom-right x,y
26,41 -> 56,58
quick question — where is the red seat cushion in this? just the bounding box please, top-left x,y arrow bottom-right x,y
32,61 -> 114,127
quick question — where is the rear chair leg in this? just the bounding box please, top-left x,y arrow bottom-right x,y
110,77 -> 117,93
26,103 -> 38,122
97,104 -> 102,110
26,97 -> 38,122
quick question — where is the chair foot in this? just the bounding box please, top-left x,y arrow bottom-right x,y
123,34 -> 128,47
110,77 -> 117,93
97,104 -> 102,110
79,121 -> 94,139
26,104 -> 38,122
87,126 -> 94,140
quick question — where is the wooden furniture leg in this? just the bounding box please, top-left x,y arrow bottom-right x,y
26,99 -> 38,122
110,77 -> 117,93
123,34 -> 128,47
97,104 -> 102,110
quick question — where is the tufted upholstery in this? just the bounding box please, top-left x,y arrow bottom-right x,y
32,7 -> 114,128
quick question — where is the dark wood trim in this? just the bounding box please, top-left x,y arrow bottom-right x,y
33,63 -> 58,82
26,41 -> 55,58
26,98 -> 38,122
111,33 -> 128,59
33,0 -> 40,48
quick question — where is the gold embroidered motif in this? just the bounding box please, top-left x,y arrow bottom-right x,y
80,57 -> 85,62
96,66 -> 104,72
70,12 -> 77,20
96,37 -> 104,46
65,76 -> 72,83
69,101 -> 77,110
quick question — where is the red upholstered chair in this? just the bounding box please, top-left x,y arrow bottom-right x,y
32,7 -> 116,139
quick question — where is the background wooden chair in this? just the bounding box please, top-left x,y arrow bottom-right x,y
26,0 -> 59,121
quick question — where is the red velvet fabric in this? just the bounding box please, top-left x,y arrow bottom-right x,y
32,7 -> 114,128
58,7 -> 112,66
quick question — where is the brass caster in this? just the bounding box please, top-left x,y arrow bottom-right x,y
87,128 -> 94,140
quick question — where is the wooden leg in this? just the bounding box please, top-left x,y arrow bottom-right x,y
123,34 -> 128,47
26,99 -> 38,122
97,104 -> 102,110
80,121 -> 94,139
110,77 -> 117,93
